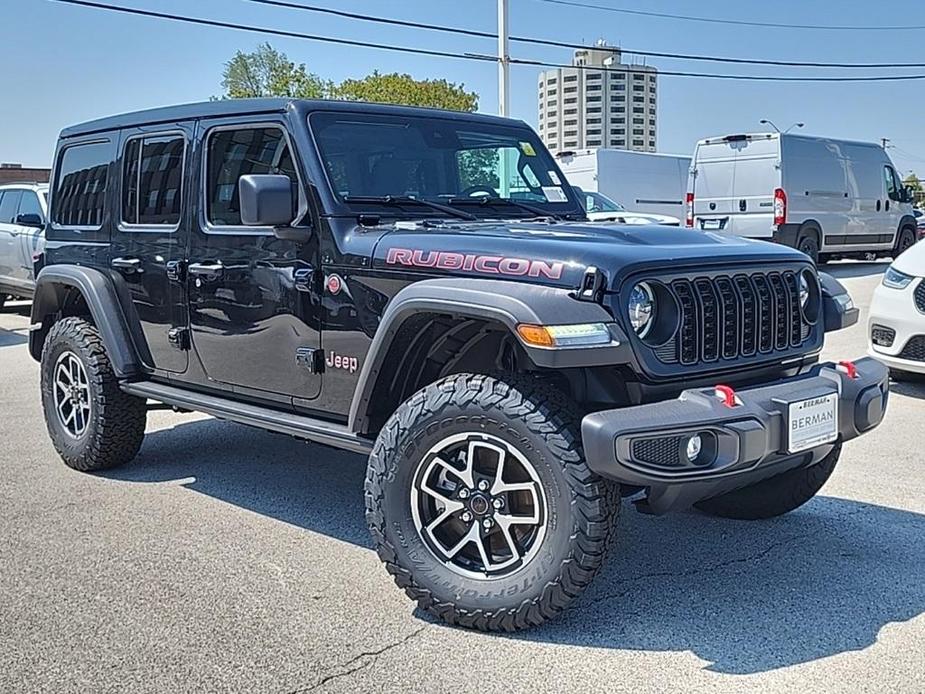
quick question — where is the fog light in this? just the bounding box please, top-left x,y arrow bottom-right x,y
686,434 -> 702,462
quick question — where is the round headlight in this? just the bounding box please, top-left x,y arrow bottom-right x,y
799,272 -> 810,308
628,282 -> 656,337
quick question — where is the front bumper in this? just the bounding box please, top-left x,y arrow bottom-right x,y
868,278 -> 925,375
581,357 -> 889,514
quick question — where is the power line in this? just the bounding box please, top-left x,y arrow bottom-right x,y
533,0 -> 925,31
240,0 -> 925,69
45,0 -> 925,82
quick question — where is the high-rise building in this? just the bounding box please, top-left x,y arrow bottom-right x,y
538,42 -> 657,153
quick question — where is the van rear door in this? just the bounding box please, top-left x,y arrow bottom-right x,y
692,134 -> 778,239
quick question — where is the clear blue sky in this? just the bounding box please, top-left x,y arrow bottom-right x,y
5,0 -> 925,178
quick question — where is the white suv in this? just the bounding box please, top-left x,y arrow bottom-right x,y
0,182 -> 48,307
868,239 -> 925,378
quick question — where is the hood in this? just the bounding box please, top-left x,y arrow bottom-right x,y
371,219 -> 810,289
586,210 -> 681,226
890,239 -> 925,276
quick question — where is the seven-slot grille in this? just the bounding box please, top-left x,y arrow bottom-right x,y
656,270 -> 811,366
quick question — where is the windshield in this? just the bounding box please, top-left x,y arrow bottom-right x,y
310,111 -> 582,219
582,191 -> 625,213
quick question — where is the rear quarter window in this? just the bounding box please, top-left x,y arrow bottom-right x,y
52,141 -> 111,228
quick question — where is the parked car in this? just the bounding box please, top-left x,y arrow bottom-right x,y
557,148 -> 691,219
687,133 -> 917,264
868,240 -> 925,378
574,188 -> 681,225
913,208 -> 924,239
31,99 -> 886,632
0,182 -> 47,307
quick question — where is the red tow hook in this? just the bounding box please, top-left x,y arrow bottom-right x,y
837,360 -> 859,380
714,384 -> 739,408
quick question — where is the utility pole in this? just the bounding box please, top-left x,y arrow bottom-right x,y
497,0 -> 510,117
881,138 -> 891,150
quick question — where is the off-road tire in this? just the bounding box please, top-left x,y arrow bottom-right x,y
894,226 -> 916,258
40,317 -> 147,471
365,373 -> 619,631
797,234 -> 820,265
695,442 -> 841,520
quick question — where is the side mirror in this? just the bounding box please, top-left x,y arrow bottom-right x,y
905,186 -> 916,204
239,174 -> 295,227
16,213 -> 44,228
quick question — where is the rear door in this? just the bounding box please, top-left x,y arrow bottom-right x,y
691,139 -> 738,232
110,125 -> 191,374
0,190 -> 23,288
187,116 -> 322,405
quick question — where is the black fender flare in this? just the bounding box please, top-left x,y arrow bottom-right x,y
30,265 -> 143,377
897,214 -> 918,240
347,278 -> 630,434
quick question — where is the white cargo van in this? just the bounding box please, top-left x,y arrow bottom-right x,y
557,148 -> 691,219
687,133 -> 918,263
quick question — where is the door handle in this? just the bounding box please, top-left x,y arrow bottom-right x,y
885,200 -> 891,212
111,257 -> 143,273
876,200 -> 882,212
188,261 -> 224,280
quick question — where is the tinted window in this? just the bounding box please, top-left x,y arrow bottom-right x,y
122,135 -> 184,225
18,191 -> 43,221
53,142 -> 110,227
206,127 -> 296,226
0,191 -> 21,224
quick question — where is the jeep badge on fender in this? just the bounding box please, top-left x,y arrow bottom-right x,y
30,98 -> 888,633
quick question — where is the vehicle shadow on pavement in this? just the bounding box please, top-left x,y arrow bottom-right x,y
823,261 -> 889,280
0,327 -> 28,348
890,378 -> 925,399
103,418 -> 925,676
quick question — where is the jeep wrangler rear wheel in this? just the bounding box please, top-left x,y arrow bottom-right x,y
694,442 -> 841,520
41,317 -> 147,471
365,373 -> 619,631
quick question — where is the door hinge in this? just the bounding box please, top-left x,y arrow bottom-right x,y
167,327 -> 190,350
295,347 -> 324,373
166,260 -> 187,282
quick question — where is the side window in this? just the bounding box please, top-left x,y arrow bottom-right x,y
884,165 -> 900,201
0,190 -> 22,224
53,142 -> 110,227
205,127 -> 296,227
122,134 -> 185,226
18,191 -> 44,221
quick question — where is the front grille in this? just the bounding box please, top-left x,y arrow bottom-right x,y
915,282 -> 925,314
657,270 -> 811,367
631,437 -> 685,468
871,325 -> 896,348
899,335 -> 925,362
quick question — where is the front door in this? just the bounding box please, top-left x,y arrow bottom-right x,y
187,118 -> 321,404
882,165 -> 904,244
110,125 -> 191,374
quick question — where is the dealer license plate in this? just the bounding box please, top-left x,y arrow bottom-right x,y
787,393 -> 838,453
701,219 -> 722,230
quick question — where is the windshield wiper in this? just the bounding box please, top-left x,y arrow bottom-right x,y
447,196 -> 568,221
343,195 -> 477,221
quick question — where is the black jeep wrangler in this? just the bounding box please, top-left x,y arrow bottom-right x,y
31,99 -> 888,631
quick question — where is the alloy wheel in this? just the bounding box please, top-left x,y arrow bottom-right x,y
52,351 -> 92,438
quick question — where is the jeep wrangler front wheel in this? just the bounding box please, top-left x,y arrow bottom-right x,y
41,317 -> 147,471
694,442 -> 841,520
365,374 -> 619,631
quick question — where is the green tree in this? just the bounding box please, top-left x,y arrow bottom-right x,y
903,173 -> 925,206
220,43 -> 331,99
334,71 -> 479,112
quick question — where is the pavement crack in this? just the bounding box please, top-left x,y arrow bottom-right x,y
287,625 -> 427,693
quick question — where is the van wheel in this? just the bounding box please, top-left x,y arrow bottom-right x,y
894,227 -> 916,257
0,294 -> 7,309
797,234 -> 820,264
40,317 -> 147,471
365,373 -> 619,631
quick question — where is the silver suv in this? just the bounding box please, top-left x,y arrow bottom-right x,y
0,182 -> 47,307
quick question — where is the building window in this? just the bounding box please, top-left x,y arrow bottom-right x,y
633,96 -> 644,103
610,128 -> 625,135
586,118 -> 601,124
587,84 -> 601,92
612,139 -> 626,146
547,76 -> 557,84
587,129 -> 601,136
633,74 -> 645,80
587,72 -> 602,80
610,106 -> 625,113
611,95 -> 625,102
649,140 -> 656,148
633,139 -> 644,146
564,75 -> 577,82
648,75 -> 656,82
564,86 -> 578,94
610,72 -> 625,80
564,141 -> 578,148
563,108 -> 577,115
633,84 -> 645,92
633,128 -> 645,135
564,130 -> 577,138
587,140 -> 602,146
587,107 -> 602,114
547,100 -> 556,107
52,141 -> 111,228
563,119 -> 577,126
586,96 -> 601,103
122,134 -> 185,226
633,107 -> 644,114
206,127 -> 297,227
614,84 -> 626,91
564,97 -> 577,105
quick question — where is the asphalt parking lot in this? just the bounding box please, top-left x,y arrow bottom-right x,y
1,262 -> 923,694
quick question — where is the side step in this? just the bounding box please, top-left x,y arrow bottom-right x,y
120,381 -> 373,455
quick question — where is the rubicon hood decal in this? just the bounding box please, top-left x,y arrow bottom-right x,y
386,247 -> 564,280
